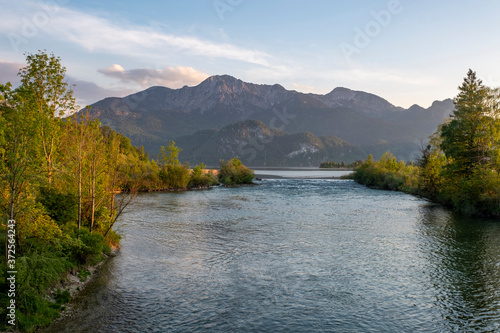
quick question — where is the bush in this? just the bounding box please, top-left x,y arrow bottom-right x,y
5,253 -> 74,332
104,229 -> 122,250
189,163 -> 219,187
38,187 -> 78,226
218,158 -> 254,185
53,288 -> 71,307
159,164 -> 191,189
77,229 -> 107,265
354,153 -> 419,192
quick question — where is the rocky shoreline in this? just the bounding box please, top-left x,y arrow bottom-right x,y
43,247 -> 120,325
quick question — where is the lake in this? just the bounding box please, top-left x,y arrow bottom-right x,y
253,168 -> 353,179
42,174 -> 500,332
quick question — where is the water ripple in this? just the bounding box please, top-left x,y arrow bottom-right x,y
41,180 -> 500,332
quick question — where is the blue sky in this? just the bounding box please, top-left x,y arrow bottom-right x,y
1,0 -> 500,108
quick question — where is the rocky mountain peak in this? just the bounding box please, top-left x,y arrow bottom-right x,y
81,74 -> 455,165
314,86 -> 401,117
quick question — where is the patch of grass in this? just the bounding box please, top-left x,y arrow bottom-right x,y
78,268 -> 90,282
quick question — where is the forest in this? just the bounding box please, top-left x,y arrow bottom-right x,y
0,51 -> 252,332
355,69 -> 500,217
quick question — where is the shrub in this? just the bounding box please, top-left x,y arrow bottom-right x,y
218,158 -> 254,185
38,187 -> 78,226
189,163 -> 218,187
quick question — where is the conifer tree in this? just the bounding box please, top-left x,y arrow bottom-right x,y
440,69 -> 500,175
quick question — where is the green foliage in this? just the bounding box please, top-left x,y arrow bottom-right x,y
355,70 -> 500,218
104,229 -> 122,249
440,69 -> 500,176
76,229 -> 107,265
0,51 -> 130,332
354,152 -> 419,193
189,163 -> 219,187
219,158 -> 255,185
9,252 -> 74,332
319,161 -> 363,168
156,141 -> 196,189
159,140 -> 182,167
53,288 -> 71,307
19,50 -> 76,117
159,163 -> 190,189
38,187 -> 78,226
78,268 -> 90,282
16,204 -> 63,249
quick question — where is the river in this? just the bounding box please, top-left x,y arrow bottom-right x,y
41,172 -> 500,332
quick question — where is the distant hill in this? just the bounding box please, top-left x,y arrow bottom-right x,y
176,120 -> 366,167
80,75 -> 454,166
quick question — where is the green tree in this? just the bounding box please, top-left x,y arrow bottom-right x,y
189,163 -> 218,187
61,110 -> 92,232
102,128 -> 140,238
18,51 -> 76,185
417,144 -> 445,200
160,140 -> 182,167
0,83 -> 40,261
158,141 -> 190,188
440,69 -> 500,176
219,158 -> 255,185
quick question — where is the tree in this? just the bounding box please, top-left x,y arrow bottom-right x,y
102,128 -> 140,238
159,141 -> 182,167
218,158 -> 255,185
0,84 -> 37,261
189,163 -> 218,187
158,141 -> 190,188
61,110 -> 92,231
417,143 -> 445,200
440,69 -> 500,176
18,51 -> 76,185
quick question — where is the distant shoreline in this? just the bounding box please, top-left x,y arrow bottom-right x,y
251,167 -> 354,171
255,174 -> 351,180
253,168 -> 354,180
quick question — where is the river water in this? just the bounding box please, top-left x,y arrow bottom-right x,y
42,173 -> 500,332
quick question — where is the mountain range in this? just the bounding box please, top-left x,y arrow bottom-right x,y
81,75 -> 454,166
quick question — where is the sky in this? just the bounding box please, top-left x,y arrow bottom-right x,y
1,0 -> 500,109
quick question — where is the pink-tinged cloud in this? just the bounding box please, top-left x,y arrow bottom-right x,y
292,83 -> 315,93
0,60 -> 23,85
68,77 -> 135,108
98,64 -> 209,88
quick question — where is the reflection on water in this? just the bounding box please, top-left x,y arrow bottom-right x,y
41,180 -> 500,332
418,205 -> 500,332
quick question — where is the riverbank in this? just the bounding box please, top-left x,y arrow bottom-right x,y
353,152 -> 500,218
38,247 -> 120,330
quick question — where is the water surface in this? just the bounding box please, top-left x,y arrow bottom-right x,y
42,179 -> 500,332
253,168 -> 352,179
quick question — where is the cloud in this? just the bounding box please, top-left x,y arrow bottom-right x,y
292,83 -> 315,92
67,77 -> 135,108
0,60 -> 23,85
98,64 -> 209,88
0,1 -> 272,66
0,59 -> 127,107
